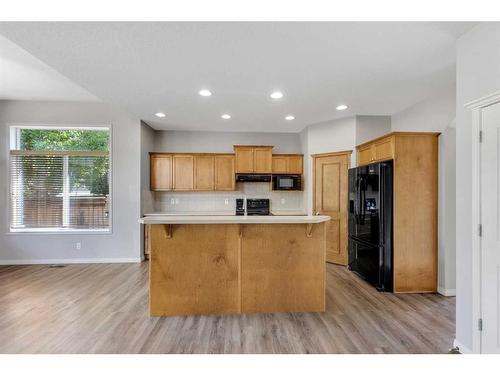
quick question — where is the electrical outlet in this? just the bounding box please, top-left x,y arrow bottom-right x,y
75,242 -> 81,250
281,198 -> 286,205
170,198 -> 175,205
224,198 -> 229,205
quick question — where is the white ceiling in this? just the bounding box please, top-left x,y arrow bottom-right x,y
0,22 -> 474,132
0,34 -> 98,102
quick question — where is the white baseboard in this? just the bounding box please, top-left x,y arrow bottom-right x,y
0,257 -> 142,265
438,286 -> 456,296
453,338 -> 473,354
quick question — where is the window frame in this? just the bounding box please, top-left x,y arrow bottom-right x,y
6,123 -> 113,235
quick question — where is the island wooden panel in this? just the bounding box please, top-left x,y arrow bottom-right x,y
148,222 -> 327,316
241,223 -> 326,313
149,224 -> 240,316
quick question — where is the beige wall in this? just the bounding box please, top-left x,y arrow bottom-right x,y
0,100 -> 142,264
391,85 -> 457,297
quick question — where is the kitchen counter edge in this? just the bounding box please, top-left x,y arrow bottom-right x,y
138,215 -> 330,224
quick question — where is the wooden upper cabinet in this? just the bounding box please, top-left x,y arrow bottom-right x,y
374,137 -> 394,161
194,155 -> 214,191
288,155 -> 303,174
254,147 -> 273,173
357,135 -> 395,166
272,156 -> 288,173
215,155 -> 235,191
151,153 -> 235,192
235,147 -> 254,173
173,155 -> 194,190
234,146 -> 273,173
272,154 -> 303,174
150,154 -> 172,191
357,144 -> 375,166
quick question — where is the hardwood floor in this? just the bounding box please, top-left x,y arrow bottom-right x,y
0,262 -> 455,354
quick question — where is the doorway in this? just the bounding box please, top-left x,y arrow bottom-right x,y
312,151 -> 351,265
478,100 -> 500,353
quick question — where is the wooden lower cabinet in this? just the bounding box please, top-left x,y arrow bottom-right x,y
148,223 -> 326,316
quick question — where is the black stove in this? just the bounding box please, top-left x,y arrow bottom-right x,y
245,198 -> 270,216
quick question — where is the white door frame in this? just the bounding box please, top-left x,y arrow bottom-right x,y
465,90 -> 500,353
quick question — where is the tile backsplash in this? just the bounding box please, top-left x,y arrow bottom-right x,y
154,182 -> 304,214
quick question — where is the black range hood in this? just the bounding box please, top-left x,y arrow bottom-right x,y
236,174 -> 272,182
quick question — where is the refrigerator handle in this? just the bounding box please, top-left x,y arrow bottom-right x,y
355,177 -> 360,224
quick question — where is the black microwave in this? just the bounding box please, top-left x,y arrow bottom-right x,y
272,175 -> 302,191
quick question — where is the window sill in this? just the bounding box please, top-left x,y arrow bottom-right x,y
8,228 -> 112,235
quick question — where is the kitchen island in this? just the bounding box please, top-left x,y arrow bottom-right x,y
139,215 -> 330,316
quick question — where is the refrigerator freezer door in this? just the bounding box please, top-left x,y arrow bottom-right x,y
348,238 -> 383,289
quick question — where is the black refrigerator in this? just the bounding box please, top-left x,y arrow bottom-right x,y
348,161 -> 393,292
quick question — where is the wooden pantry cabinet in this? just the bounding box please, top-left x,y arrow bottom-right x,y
234,145 -> 273,173
272,154 -> 303,174
150,153 -> 235,192
356,132 -> 440,293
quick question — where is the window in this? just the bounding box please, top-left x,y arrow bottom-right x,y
9,126 -> 111,232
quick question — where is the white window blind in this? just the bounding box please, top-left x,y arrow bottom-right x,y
9,126 -> 111,232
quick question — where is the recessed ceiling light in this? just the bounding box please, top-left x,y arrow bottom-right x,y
221,114 -> 231,120
270,91 -> 284,99
285,115 -> 295,121
155,112 -> 166,118
336,104 -> 348,111
199,89 -> 212,97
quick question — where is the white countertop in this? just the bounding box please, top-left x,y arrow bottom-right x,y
139,214 -> 330,224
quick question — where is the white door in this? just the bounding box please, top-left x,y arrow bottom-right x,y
481,101 -> 500,353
